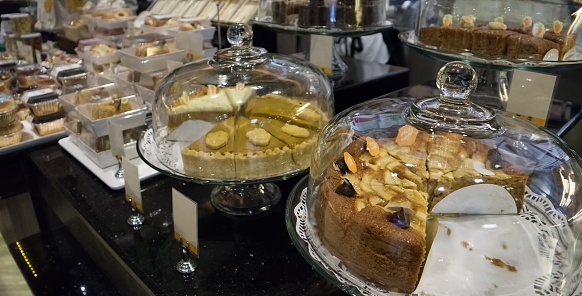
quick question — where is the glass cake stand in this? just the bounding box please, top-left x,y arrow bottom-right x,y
398,30 -> 582,110
253,22 -> 393,80
286,176 -> 582,296
137,128 -> 307,216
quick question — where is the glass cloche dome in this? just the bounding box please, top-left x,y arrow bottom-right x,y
299,61 -> 582,295
150,23 -> 333,182
140,23 -> 333,215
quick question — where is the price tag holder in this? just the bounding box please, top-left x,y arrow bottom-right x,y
122,156 -> 143,211
309,35 -> 333,74
506,70 -> 556,126
172,188 -> 199,256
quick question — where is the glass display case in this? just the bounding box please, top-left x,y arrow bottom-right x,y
286,61 -> 582,295
138,23 -> 334,215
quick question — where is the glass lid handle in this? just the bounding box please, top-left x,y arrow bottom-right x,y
227,23 -> 253,48
406,61 -> 503,138
436,61 -> 478,104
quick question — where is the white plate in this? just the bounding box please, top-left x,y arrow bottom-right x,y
59,137 -> 159,190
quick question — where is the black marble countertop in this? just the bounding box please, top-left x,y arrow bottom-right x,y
27,144 -> 347,296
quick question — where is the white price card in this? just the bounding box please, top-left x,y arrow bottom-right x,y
309,35 -> 333,74
172,188 -> 199,256
506,70 -> 556,126
123,156 -> 143,211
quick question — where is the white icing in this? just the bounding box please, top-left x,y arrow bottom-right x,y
414,215 -> 557,295
431,184 -> 517,214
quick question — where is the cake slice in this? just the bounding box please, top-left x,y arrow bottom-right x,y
316,137 -> 429,293
244,94 -> 327,129
506,34 -> 560,60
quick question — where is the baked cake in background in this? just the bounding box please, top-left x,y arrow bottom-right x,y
418,14 -> 577,60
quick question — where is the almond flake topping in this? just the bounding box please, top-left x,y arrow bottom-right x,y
205,131 -> 229,149
246,128 -> 271,146
281,124 -> 309,138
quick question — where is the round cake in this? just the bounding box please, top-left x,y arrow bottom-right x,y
170,85 -> 329,179
315,125 -> 529,293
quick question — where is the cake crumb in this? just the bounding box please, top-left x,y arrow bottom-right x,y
485,256 -> 518,272
461,240 -> 472,250
446,227 -> 451,236
502,242 -> 507,249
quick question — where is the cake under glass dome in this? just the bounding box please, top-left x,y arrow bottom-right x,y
292,61 -> 582,295
139,23 -> 334,215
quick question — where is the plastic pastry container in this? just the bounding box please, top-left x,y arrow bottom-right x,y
31,111 -> 65,136
76,95 -> 147,137
76,129 -> 141,168
120,33 -> 177,49
0,121 -> 23,148
0,94 -> 17,125
59,82 -> 120,112
23,88 -> 61,117
15,64 -> 39,91
118,47 -> 185,73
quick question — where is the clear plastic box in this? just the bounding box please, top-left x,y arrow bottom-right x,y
118,47 -> 185,73
76,95 -> 147,137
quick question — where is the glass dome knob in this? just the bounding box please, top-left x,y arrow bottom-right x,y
436,61 -> 477,102
227,23 -> 253,48
406,61 -> 502,137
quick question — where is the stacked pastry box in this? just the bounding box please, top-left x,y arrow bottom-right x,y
116,33 -> 184,108
75,39 -> 120,74
87,7 -> 137,41
59,81 -> 148,168
139,15 -> 216,61
147,0 -> 258,23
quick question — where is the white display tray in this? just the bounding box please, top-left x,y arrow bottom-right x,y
0,120 -> 65,156
59,137 -> 159,190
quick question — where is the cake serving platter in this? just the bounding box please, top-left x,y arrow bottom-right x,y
286,175 -> 582,296
253,21 -> 394,37
399,30 -> 582,72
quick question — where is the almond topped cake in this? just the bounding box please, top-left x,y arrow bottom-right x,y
315,125 -> 529,293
